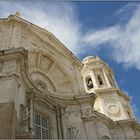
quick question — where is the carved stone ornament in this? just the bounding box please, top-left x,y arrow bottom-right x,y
108,104 -> 120,115
67,124 -> 79,139
21,105 -> 30,132
81,108 -> 95,120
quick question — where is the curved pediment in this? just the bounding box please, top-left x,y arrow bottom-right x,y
28,49 -> 74,94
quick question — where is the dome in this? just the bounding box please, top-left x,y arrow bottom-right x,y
82,55 -> 110,68
82,55 -> 102,64
82,56 -> 97,63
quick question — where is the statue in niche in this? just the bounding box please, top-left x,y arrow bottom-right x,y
20,102 -> 30,133
87,77 -> 94,89
67,124 -> 79,139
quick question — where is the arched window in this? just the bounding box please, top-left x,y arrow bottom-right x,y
34,80 -> 48,91
97,74 -> 103,85
85,76 -> 94,90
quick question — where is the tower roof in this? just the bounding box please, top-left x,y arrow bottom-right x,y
82,55 -> 107,65
82,55 -> 112,73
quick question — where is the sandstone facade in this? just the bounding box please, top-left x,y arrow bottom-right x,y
0,13 -> 140,139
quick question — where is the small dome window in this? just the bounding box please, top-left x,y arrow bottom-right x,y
86,76 -> 94,90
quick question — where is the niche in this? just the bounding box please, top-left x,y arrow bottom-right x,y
85,76 -> 94,90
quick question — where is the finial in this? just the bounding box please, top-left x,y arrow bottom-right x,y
15,11 -> 20,17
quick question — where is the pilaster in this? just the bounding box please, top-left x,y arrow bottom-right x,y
102,69 -> 111,88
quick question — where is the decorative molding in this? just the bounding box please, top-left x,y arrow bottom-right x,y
0,72 -> 20,79
108,104 -> 120,116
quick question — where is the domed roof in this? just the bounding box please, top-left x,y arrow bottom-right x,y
82,56 -> 95,62
82,56 -> 97,62
82,55 -> 110,68
82,55 -> 102,64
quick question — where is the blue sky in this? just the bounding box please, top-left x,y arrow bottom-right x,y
0,1 -> 140,122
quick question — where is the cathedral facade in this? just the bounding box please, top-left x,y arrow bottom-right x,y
0,13 -> 140,139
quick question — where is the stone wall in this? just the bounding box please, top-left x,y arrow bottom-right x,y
0,102 -> 16,138
0,15 -> 140,139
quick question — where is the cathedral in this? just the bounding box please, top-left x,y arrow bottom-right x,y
0,12 -> 140,139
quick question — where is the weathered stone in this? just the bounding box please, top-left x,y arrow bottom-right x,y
0,14 -> 139,139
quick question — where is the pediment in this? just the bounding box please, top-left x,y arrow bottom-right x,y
0,15 -> 81,66
0,15 -> 83,95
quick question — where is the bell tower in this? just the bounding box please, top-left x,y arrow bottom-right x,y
81,56 -> 136,121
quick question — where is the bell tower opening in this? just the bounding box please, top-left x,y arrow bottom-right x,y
97,74 -> 103,86
86,76 -> 94,90
81,56 -> 135,121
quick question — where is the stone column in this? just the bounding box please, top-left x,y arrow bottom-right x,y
0,58 -> 20,138
16,92 -> 34,139
112,75 -> 119,88
102,69 -> 111,87
28,93 -> 34,135
83,76 -> 89,92
91,70 -> 98,88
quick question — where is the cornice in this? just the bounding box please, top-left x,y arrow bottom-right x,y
94,111 -> 113,126
0,72 -> 20,79
0,47 -> 28,61
94,112 -> 138,128
94,87 -> 120,93
117,90 -> 130,100
114,118 -> 137,126
94,87 -> 130,100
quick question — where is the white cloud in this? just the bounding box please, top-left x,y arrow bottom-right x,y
114,3 -> 137,16
83,4 -> 140,70
83,26 -> 121,48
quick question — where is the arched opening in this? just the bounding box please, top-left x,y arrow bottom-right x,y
28,50 -> 76,94
31,71 -> 56,92
34,79 -> 48,92
85,76 -> 94,90
97,74 -> 103,86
